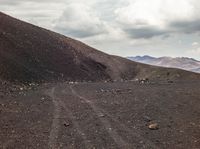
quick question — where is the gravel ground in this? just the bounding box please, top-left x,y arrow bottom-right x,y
0,81 -> 200,149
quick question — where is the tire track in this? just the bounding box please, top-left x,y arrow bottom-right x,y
56,99 -> 93,149
69,85 -> 159,149
46,87 -> 61,149
94,106 -> 158,148
69,85 -> 131,148
46,87 -> 93,149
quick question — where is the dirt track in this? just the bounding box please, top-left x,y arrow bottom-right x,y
1,81 -> 200,149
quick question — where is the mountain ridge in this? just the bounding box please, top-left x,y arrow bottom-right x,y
128,56 -> 200,73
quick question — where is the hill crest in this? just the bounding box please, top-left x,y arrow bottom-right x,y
0,12 -> 200,83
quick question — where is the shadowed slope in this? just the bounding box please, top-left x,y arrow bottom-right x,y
0,12 -> 200,83
0,12 -> 136,82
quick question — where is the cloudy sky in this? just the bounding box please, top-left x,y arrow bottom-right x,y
1,0 -> 200,60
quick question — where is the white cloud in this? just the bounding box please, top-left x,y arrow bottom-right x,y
188,48 -> 200,55
192,42 -> 199,46
53,3 -> 107,38
115,0 -> 200,38
115,0 -> 196,27
0,1 -> 66,29
2,0 -> 200,39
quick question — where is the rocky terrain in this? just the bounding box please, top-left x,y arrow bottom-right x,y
1,81 -> 200,149
0,12 -> 200,149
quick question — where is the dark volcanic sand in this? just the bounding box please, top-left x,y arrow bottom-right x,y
0,81 -> 200,149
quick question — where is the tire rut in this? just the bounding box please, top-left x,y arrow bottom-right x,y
46,87 -> 61,149
69,85 -> 131,148
56,98 -> 93,148
69,85 -> 159,149
46,87 -> 93,149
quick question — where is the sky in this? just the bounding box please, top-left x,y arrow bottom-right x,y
1,0 -> 200,60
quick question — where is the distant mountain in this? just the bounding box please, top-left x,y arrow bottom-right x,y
127,56 -> 200,73
191,68 -> 200,73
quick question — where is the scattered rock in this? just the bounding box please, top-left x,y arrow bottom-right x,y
144,116 -> 152,122
148,123 -> 159,130
64,122 -> 70,127
100,89 -> 104,92
99,114 -> 105,117
168,80 -> 174,83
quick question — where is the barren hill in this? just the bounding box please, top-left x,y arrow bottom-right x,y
1,12 -> 200,149
0,12 -> 200,83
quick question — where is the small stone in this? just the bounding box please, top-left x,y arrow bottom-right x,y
148,123 -> 159,130
144,116 -> 152,122
179,130 -> 184,133
99,114 -> 105,117
167,124 -> 171,128
64,123 -> 70,127
139,140 -> 143,144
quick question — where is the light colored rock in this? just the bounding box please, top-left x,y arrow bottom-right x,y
148,123 -> 159,130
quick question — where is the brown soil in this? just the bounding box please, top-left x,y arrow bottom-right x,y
1,81 -> 200,149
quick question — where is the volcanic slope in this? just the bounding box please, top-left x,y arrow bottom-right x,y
0,12 -> 200,83
1,12 -> 200,149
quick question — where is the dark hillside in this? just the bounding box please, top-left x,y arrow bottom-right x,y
0,12 -> 199,83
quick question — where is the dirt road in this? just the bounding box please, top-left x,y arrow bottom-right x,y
1,81 -> 200,148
